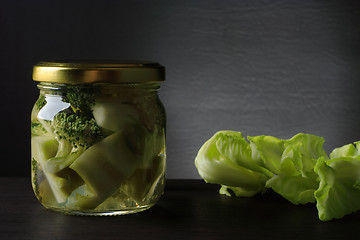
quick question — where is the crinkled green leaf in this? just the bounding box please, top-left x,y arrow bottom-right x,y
329,141 -> 360,159
287,133 -> 328,174
314,157 -> 360,221
195,131 -> 270,196
279,146 -> 300,176
215,131 -> 273,178
248,134 -> 325,175
251,133 -> 326,205
266,175 -> 319,204
195,131 -> 360,221
247,135 -> 285,175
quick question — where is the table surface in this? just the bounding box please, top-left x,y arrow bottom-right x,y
1,177 -> 359,240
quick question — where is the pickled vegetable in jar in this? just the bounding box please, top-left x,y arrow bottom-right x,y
31,61 -> 166,216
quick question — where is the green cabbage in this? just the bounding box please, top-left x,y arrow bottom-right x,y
251,133 -> 326,205
195,131 -> 360,221
315,157 -> 360,221
195,131 -> 271,197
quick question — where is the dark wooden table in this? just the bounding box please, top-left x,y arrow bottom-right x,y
1,177 -> 359,240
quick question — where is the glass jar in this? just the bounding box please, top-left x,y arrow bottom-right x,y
31,61 -> 166,216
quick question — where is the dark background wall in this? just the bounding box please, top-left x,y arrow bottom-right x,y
1,0 -> 360,179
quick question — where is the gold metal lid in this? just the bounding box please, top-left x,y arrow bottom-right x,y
32,61 -> 165,84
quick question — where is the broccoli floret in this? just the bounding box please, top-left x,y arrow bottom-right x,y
34,85 -> 107,150
34,85 -> 108,172
51,84 -> 107,149
52,111 -> 105,148
35,95 -> 47,110
62,85 -> 100,116
32,85 -> 110,204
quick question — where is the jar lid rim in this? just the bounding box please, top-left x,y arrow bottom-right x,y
32,60 -> 165,84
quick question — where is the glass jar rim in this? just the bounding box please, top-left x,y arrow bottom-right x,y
32,60 -> 165,84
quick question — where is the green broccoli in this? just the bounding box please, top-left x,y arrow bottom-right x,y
35,85 -> 109,174
56,84 -> 108,146
52,111 -> 105,148
32,84 -> 111,203
62,85 -> 100,116
35,95 -> 47,110
40,85 -> 106,145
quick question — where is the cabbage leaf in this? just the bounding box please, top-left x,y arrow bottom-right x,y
314,157 -> 360,221
195,130 -> 360,221
249,133 -> 326,204
195,131 -> 271,197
